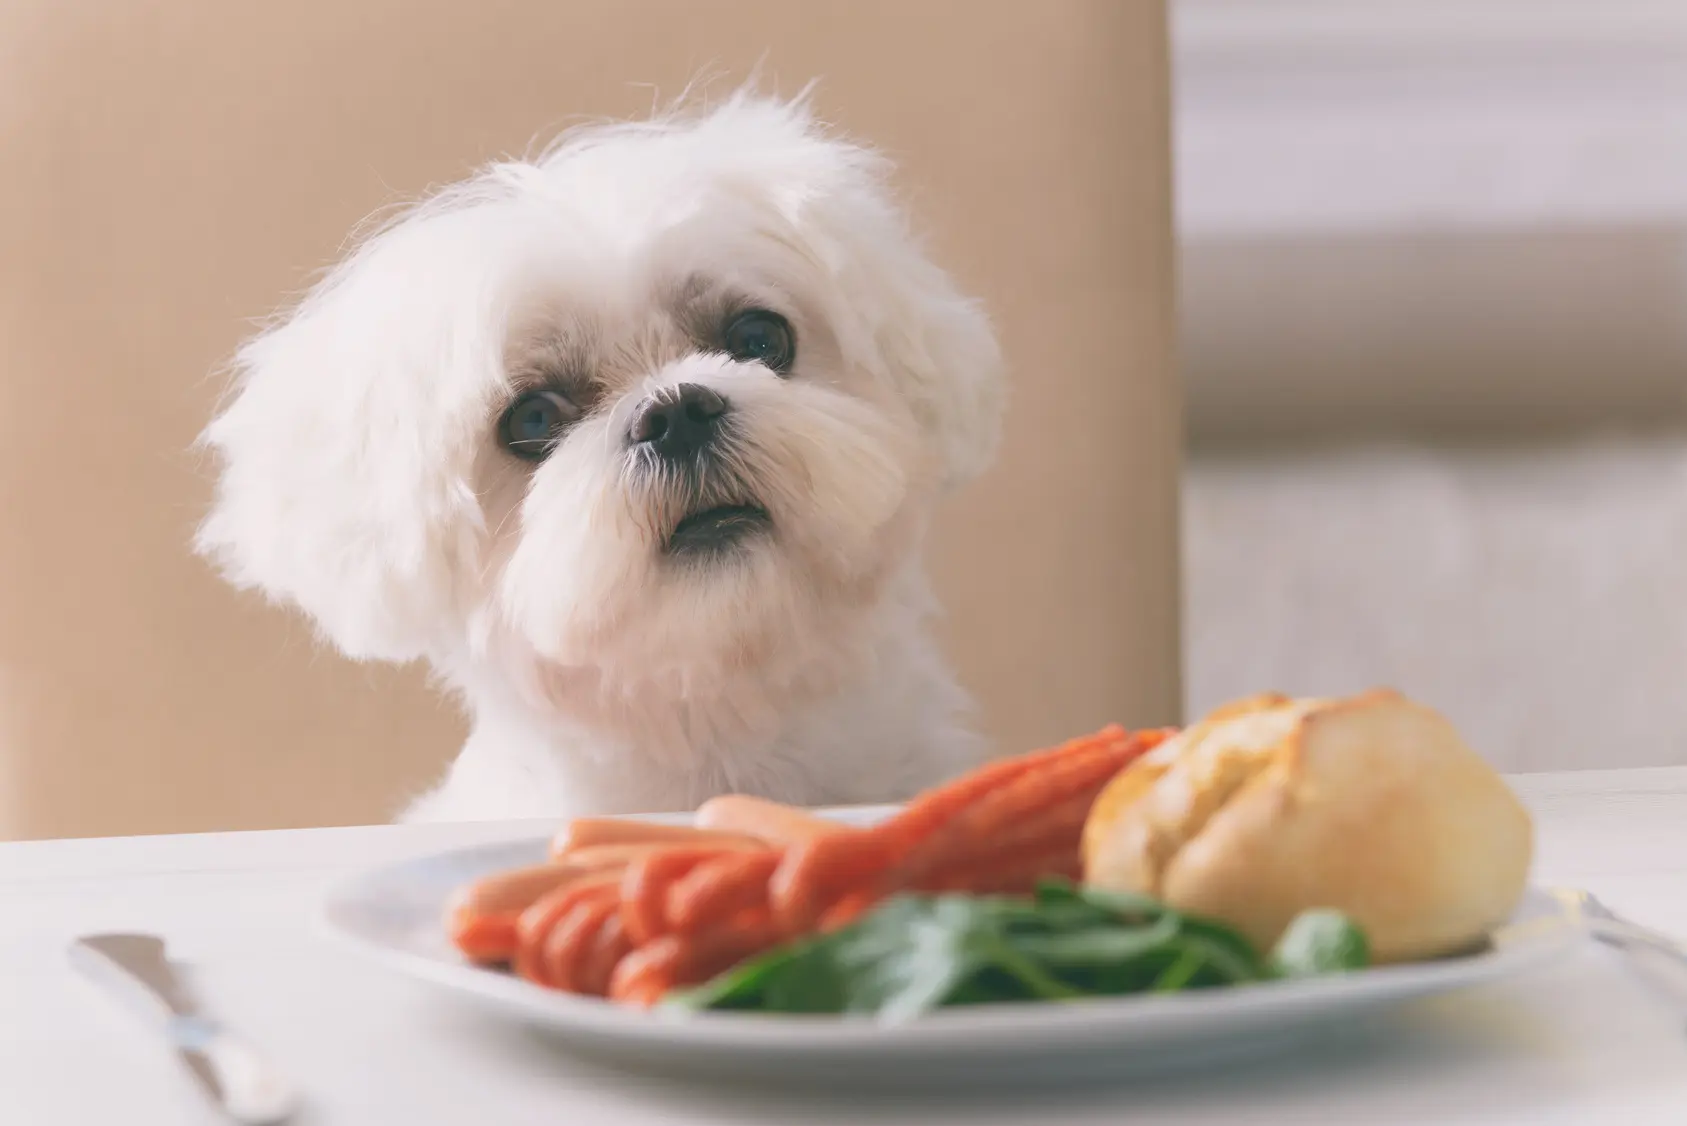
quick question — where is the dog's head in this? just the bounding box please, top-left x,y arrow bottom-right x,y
197,93 -> 1002,723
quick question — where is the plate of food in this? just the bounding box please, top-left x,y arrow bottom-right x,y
321,691 -> 1583,1084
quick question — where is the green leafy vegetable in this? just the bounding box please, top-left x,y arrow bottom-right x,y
1268,908 -> 1370,977
665,881 -> 1370,1021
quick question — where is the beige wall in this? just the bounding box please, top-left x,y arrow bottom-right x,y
0,0 -> 1179,840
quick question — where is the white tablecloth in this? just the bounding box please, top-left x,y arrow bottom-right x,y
3,768 -> 1685,1125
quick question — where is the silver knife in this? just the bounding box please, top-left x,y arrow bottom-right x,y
68,933 -> 298,1124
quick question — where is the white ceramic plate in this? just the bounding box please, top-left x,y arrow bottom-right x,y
320,811 -> 1583,1086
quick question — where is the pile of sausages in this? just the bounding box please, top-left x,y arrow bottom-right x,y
447,724 -> 1172,1006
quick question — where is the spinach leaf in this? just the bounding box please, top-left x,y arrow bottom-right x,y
1151,944 -> 1208,992
666,935 -> 843,1013
1270,909 -> 1371,977
1039,881 -> 1168,921
827,896 -> 994,1018
669,883 -> 1370,1020
1008,911 -> 1181,967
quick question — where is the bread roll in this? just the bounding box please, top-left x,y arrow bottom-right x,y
1082,690 -> 1533,962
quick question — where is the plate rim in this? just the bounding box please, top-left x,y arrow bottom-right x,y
317,829 -> 1586,1050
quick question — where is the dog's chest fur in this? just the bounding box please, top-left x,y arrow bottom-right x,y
401,580 -> 983,822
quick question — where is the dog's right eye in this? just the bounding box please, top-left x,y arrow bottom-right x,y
498,390 -> 581,461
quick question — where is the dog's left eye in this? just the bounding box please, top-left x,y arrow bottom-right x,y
723,310 -> 795,374
498,390 -> 581,461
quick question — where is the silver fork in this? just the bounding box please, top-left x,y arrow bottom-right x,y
1554,889 -> 1687,1018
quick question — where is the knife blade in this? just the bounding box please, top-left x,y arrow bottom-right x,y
68,933 -> 298,1124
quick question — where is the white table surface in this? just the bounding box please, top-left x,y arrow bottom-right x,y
3,767 -> 1685,1126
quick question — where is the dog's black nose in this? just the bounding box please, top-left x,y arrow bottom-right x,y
628,383 -> 728,460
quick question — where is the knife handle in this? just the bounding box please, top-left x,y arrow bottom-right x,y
187,1028 -> 301,1124
69,934 -> 298,1124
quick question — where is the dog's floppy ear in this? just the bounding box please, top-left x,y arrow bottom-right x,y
858,242 -> 1005,489
196,211 -> 495,663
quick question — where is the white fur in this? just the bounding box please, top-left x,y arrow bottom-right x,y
196,92 -> 1005,823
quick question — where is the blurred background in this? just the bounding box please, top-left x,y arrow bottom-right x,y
3,0 -> 1683,840
1178,0 -> 1687,771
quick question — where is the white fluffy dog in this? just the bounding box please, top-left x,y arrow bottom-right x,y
196,93 -> 1006,823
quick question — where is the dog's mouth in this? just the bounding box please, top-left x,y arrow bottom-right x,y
665,503 -> 772,557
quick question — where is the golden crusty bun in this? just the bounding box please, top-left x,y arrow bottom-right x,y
1082,690 -> 1533,963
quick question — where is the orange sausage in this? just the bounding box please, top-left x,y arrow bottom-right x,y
817,890 -> 877,932
539,891 -> 621,993
872,733 -> 1108,850
450,914 -> 526,966
891,790 -> 1098,889
664,848 -> 782,935
929,845 -> 1085,895
693,795 -> 848,847
555,841 -> 759,869
607,908 -> 783,1006
579,913 -> 634,998
769,830 -> 897,933
551,819 -> 765,858
512,871 -> 623,984
447,862 -> 608,963
449,839 -> 679,964
620,846 -> 761,945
